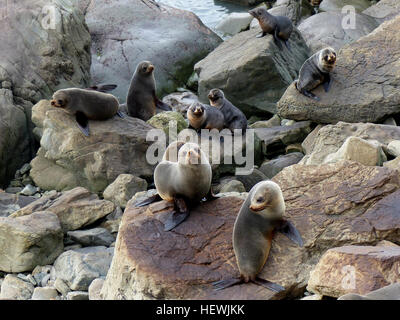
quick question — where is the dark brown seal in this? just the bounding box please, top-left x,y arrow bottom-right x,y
187,102 -> 225,132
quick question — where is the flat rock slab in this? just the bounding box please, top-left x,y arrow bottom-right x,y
0,192 -> 36,217
101,161 -> 400,300
308,245 -> 400,297
277,15 -> 400,124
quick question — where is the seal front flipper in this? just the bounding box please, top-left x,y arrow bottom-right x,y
301,89 -> 320,101
213,278 -> 242,291
273,28 -> 283,50
323,74 -> 333,93
276,219 -> 303,247
154,92 -> 172,111
164,198 -> 190,231
134,194 -> 162,207
75,112 -> 90,137
253,277 -> 285,293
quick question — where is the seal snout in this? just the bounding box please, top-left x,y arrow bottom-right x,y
147,64 -> 155,73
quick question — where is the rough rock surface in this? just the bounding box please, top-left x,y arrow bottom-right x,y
319,0 -> 372,13
363,0 -> 400,22
300,122 -> 400,165
259,152 -> 304,178
29,100 -> 155,193
0,192 -> 36,217
277,15 -> 400,124
67,228 -> 115,247
11,187 -> 115,232
31,287 -> 59,300
0,274 -> 34,300
308,245 -> 400,297
84,0 -> 222,102
215,12 -> 253,36
338,283 -> 400,300
0,212 -> 63,273
100,161 -> 400,300
297,11 -> 378,52
195,26 -> 310,116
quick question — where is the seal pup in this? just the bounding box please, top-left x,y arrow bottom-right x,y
187,102 -> 225,132
51,88 -> 123,137
213,180 -> 303,291
207,89 -> 247,132
135,142 -> 212,231
249,7 -> 293,50
127,61 -> 171,121
295,47 -> 337,101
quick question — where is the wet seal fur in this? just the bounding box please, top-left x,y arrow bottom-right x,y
295,47 -> 337,101
51,88 -> 123,136
127,61 -> 171,121
249,6 -> 293,50
213,180 -> 303,292
208,89 -> 248,132
187,102 -> 225,132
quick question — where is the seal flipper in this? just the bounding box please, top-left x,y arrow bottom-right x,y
253,277 -> 285,293
273,28 -> 283,50
116,110 -> 126,118
256,31 -> 267,38
300,89 -> 320,101
276,219 -> 303,247
134,194 -> 162,207
88,84 -> 117,93
284,40 -> 291,51
156,99 -> 172,111
213,278 -> 242,291
164,198 -> 189,231
75,112 -> 90,137
323,74 -> 333,93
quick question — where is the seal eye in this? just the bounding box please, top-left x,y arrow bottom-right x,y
257,197 -> 264,203
57,99 -> 63,106
142,67 -> 147,72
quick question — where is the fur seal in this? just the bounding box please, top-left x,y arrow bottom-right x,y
295,47 -> 337,101
187,102 -> 225,132
126,61 -> 171,121
51,88 -> 124,137
136,142 -> 212,231
213,180 -> 303,291
207,89 -> 248,132
308,0 -> 322,14
249,7 -> 293,50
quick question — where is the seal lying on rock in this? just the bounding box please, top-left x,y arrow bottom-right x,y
51,88 -> 124,137
249,6 -> 293,50
136,141 -> 212,231
208,89 -> 248,132
213,180 -> 303,291
295,47 -> 337,101
187,102 -> 225,132
127,61 -> 171,121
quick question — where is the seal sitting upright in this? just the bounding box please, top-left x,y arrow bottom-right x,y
51,88 -> 124,137
187,102 -> 225,132
295,47 -> 337,101
213,180 -> 303,292
249,6 -> 293,50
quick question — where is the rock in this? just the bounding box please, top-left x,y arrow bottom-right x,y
216,13 -> 253,36
249,115 -> 282,129
147,111 -> 188,136
103,174 -> 147,209
319,0 -> 372,13
85,0 -> 222,103
67,228 -> 115,247
254,121 -> 313,157
269,0 -> 313,25
67,291 -> 89,300
195,26 -> 310,116
0,192 -> 36,217
387,140 -> 400,157
298,11 -> 378,53
338,283 -> 400,300
324,136 -> 386,166
31,287 -> 59,300
20,184 -> 38,196
362,0 -> 400,22
220,180 -> 246,193
53,246 -> 114,291
383,157 -> 400,172
278,15 -> 400,123
101,160 -> 400,299
259,152 -> 304,178
301,294 -> 324,300
17,274 -> 37,286
30,100 -> 155,193
162,91 -> 199,117
89,278 -> 105,300
0,0 -> 92,187
300,122 -> 400,165
235,168 -> 268,192
382,117 -> 397,126
0,212 -> 63,273
0,274 -> 34,300
307,245 -> 400,297
11,187 -> 115,232
54,278 -> 71,296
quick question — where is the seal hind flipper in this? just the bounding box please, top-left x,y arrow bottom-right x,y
134,194 -> 162,207
164,198 -> 190,231
323,74 -> 332,93
300,89 -> 320,101
88,84 -> 118,93
75,112 -> 90,137
276,219 -> 303,247
253,277 -> 285,293
213,278 -> 242,291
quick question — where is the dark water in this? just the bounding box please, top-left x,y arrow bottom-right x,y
157,0 -> 250,35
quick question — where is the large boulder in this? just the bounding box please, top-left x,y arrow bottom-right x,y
29,100 -> 155,193
195,27 -> 310,116
10,187 -> 115,232
363,0 -> 400,22
0,0 -> 91,187
277,15 -> 400,124
297,11 -> 378,52
0,212 -> 63,273
0,274 -> 35,300
100,161 -> 400,300
319,0 -> 372,13
300,122 -> 400,165
84,0 -> 222,102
